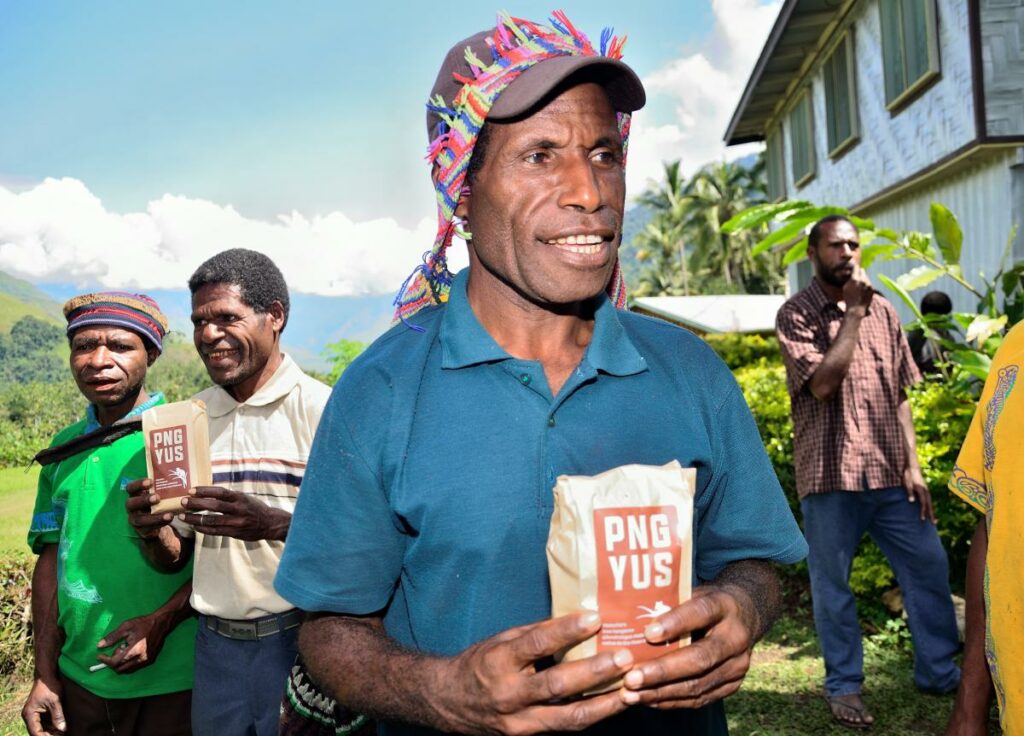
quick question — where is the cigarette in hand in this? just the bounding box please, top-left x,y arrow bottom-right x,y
89,662 -> 108,672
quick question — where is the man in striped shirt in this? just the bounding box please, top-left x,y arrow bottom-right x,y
126,249 -> 331,735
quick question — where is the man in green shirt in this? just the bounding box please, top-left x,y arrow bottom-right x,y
22,292 -> 196,736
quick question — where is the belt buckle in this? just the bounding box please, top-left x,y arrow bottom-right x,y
227,620 -> 257,640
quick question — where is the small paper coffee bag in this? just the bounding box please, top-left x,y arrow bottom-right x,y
547,461 -> 696,673
142,400 -> 212,513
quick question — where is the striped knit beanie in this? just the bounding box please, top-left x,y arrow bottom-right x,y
393,11 -> 645,327
63,292 -> 169,353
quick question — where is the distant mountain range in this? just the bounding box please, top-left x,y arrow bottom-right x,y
0,270 -> 395,371
0,205 -> 656,371
0,271 -> 64,331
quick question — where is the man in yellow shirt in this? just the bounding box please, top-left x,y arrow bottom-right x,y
945,321 -> 1024,735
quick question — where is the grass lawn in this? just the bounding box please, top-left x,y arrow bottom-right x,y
0,466 -> 37,554
0,682 -> 29,736
729,613 -> 997,735
0,466 -> 35,734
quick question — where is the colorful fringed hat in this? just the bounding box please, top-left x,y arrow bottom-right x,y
393,11 -> 646,327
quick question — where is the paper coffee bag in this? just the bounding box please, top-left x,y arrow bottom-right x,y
142,400 -> 212,513
547,461 -> 696,671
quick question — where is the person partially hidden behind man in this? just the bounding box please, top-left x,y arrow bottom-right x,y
23,293 -> 195,736
776,216 -> 961,729
273,12 -> 807,736
123,249 -> 331,735
907,290 -> 955,376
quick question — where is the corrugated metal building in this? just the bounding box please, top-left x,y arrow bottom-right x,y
725,0 -> 1024,318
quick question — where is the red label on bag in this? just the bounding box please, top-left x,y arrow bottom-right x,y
148,424 -> 190,497
593,506 -> 681,660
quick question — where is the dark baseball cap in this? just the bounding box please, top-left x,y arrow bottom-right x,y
426,28 -> 646,141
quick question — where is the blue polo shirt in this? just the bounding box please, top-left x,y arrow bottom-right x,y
276,269 -> 806,735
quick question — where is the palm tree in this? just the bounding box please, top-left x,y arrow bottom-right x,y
679,158 -> 774,292
635,161 -> 690,295
630,156 -> 785,296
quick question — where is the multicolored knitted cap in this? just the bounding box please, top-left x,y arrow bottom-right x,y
63,292 -> 169,353
393,11 -> 646,327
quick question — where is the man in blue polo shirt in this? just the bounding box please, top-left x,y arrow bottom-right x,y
275,13 -> 806,736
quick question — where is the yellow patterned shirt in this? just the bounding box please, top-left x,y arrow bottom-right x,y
949,321 -> 1024,734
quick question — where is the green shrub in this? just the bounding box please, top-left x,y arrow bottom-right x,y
0,553 -> 32,681
0,381 -> 84,468
704,333 -> 781,371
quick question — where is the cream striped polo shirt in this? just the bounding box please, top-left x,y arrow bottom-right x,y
179,353 -> 331,620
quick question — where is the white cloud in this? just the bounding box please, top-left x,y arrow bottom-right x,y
626,0 -> 781,199
0,177 -> 469,295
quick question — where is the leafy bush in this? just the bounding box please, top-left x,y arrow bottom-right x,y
704,333 -> 781,371
0,553 -> 32,681
723,334 -> 978,598
0,381 -> 84,468
0,315 -> 67,385
323,339 -> 367,385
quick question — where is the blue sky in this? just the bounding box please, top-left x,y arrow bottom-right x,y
0,1 -> 779,295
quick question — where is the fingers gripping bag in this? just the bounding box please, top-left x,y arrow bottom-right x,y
142,400 -> 212,513
547,461 -> 696,681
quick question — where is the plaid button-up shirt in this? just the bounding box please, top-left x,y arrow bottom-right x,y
776,278 -> 921,497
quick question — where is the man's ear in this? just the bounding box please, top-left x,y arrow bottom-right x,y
454,194 -> 470,222
268,301 -> 286,334
147,347 -> 159,367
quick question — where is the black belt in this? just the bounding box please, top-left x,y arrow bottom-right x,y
203,610 -> 303,641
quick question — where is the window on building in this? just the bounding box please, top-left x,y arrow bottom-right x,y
823,33 -> 860,156
879,0 -> 940,110
788,90 -> 816,188
766,127 -> 786,201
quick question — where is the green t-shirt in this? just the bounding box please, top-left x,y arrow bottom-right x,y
28,394 -> 195,699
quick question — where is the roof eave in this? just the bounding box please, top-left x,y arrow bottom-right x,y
723,0 -> 802,146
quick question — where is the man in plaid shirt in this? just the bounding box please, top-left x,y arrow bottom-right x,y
776,215 -> 960,729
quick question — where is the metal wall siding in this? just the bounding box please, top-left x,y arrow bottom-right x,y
863,151 -> 1016,321
786,0 -> 976,207
982,0 -> 1024,136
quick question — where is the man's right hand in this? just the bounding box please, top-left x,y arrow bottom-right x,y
433,612 -> 633,735
842,265 -> 874,313
125,478 -> 174,538
22,677 -> 66,735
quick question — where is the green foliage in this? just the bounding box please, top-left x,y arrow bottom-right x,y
0,381 -> 84,468
628,157 -> 787,297
0,316 -> 67,385
0,553 -> 32,681
323,339 -> 367,385
731,360 -> 796,503
703,333 -> 781,371
864,616 -> 913,655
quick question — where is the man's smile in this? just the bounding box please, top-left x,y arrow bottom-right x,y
542,231 -> 615,256
205,348 -> 239,363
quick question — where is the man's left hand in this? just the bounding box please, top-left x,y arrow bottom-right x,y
619,586 -> 756,709
179,486 -> 290,541
96,613 -> 172,675
903,465 -> 936,523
